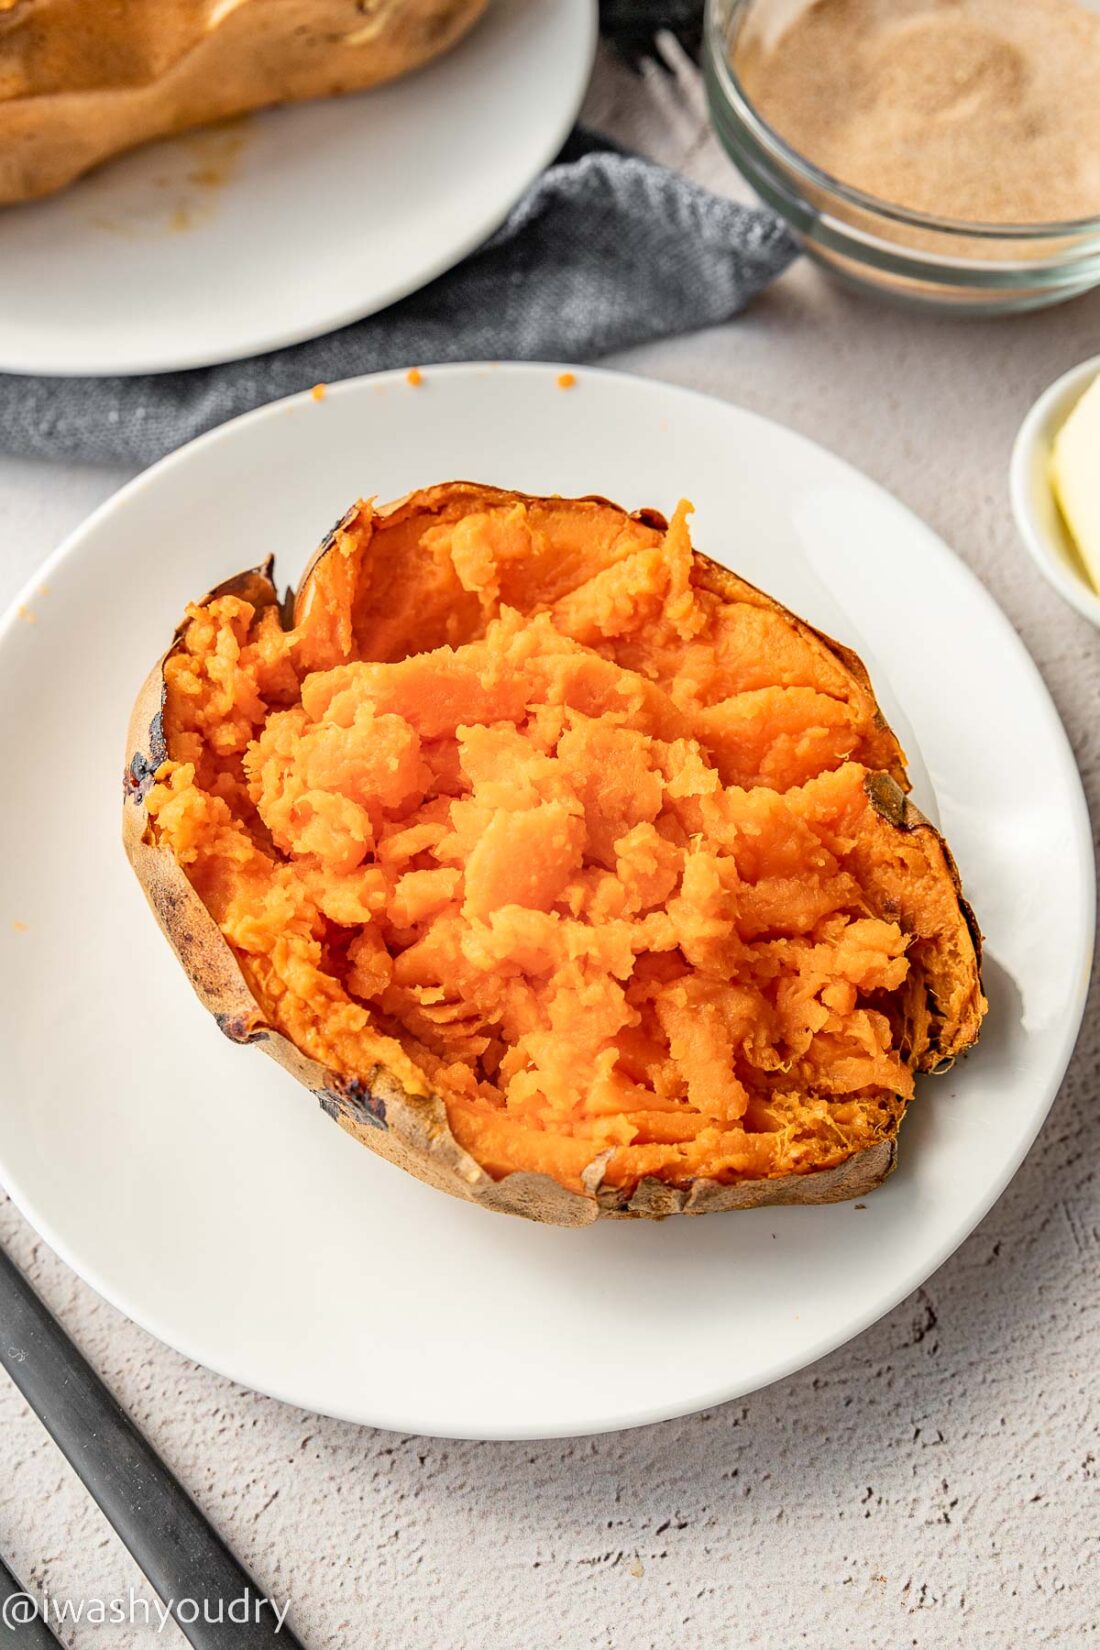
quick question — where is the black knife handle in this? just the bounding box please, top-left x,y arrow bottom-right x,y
0,1245 -> 304,1649
0,1553 -> 66,1646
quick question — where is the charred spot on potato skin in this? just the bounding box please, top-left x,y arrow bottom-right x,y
148,709 -> 167,765
318,503 -> 361,555
125,712 -> 168,803
124,750 -> 155,802
316,1073 -> 388,1131
215,1011 -> 268,1045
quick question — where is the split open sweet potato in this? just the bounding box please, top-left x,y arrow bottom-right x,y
124,483 -> 985,1224
0,0 -> 487,205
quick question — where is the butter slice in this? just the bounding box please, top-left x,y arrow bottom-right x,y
1050,375 -> 1100,594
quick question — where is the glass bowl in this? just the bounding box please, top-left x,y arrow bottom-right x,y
704,0 -> 1100,314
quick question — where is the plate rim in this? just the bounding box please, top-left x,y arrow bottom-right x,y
0,361 -> 1093,1439
0,0 -> 598,377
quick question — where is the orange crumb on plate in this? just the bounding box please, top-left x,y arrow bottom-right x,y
16,605 -> 35,624
556,371 -> 577,389
310,384 -> 327,402
12,920 -> 27,933
406,367 -> 424,387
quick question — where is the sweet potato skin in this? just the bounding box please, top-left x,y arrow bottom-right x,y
123,484 -> 984,1225
0,0 -> 488,205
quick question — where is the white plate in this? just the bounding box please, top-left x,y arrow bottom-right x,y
0,0 -> 595,376
0,365 -> 1091,1439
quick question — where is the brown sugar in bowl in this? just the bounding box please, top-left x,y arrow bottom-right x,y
704,0 -> 1100,313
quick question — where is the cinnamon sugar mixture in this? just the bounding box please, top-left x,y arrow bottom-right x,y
736,0 -> 1100,224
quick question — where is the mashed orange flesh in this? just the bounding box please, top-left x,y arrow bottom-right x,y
147,491 -> 955,1194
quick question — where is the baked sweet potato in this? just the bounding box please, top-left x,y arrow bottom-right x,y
123,483 -> 985,1225
0,0 -> 488,205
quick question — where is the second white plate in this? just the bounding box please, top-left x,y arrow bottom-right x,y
0,364 -> 1091,1438
0,0 -> 595,375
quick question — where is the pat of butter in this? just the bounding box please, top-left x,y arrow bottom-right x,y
1050,375 -> 1100,594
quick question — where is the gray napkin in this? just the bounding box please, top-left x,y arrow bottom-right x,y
0,133 -> 797,468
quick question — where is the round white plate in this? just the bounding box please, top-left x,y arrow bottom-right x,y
0,365 -> 1091,1439
0,0 -> 595,376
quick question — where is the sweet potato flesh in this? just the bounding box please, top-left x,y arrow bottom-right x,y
147,493 -> 962,1194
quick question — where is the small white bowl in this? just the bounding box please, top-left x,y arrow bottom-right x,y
1011,354 -> 1100,630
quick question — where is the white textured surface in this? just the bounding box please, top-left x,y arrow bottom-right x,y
1,41 -> 1098,1650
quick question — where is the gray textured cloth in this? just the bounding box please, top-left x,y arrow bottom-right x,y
0,133 -> 797,468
